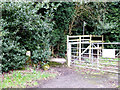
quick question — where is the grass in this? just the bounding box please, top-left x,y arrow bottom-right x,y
49,62 -> 65,67
74,66 -> 105,75
99,57 -> 120,66
0,67 -> 57,88
79,57 -> 120,67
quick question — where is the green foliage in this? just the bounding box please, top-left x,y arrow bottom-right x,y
2,39 -> 27,72
71,2 -> 120,43
104,2 -> 120,42
1,2 -> 119,72
50,2 -> 74,57
1,2 -> 59,72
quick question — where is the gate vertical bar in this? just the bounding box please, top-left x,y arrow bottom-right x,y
68,43 -> 71,67
67,35 -> 68,65
79,36 -> 81,63
97,43 -> 99,68
89,35 -> 92,61
67,35 -> 69,54
91,43 -> 94,67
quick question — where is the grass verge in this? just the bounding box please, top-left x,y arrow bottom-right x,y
0,67 -> 57,88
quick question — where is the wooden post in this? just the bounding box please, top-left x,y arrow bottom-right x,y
68,43 -> 71,67
79,36 -> 81,63
26,51 -> 31,66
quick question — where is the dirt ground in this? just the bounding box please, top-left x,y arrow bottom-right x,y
34,66 -> 119,88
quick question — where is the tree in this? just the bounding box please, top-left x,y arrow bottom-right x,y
50,2 -> 74,57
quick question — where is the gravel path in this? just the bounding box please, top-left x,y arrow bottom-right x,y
36,67 -> 118,88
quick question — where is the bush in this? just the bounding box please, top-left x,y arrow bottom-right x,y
2,39 -> 27,72
1,2 -> 58,72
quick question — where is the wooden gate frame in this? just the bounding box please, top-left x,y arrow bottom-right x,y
67,35 -> 104,67
67,35 -> 120,73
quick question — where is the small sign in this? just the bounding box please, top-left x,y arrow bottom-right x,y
102,49 -> 115,58
26,51 -> 31,57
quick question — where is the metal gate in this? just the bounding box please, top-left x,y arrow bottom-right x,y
67,35 -> 120,73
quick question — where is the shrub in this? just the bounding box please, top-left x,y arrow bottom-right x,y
1,2 -> 59,72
